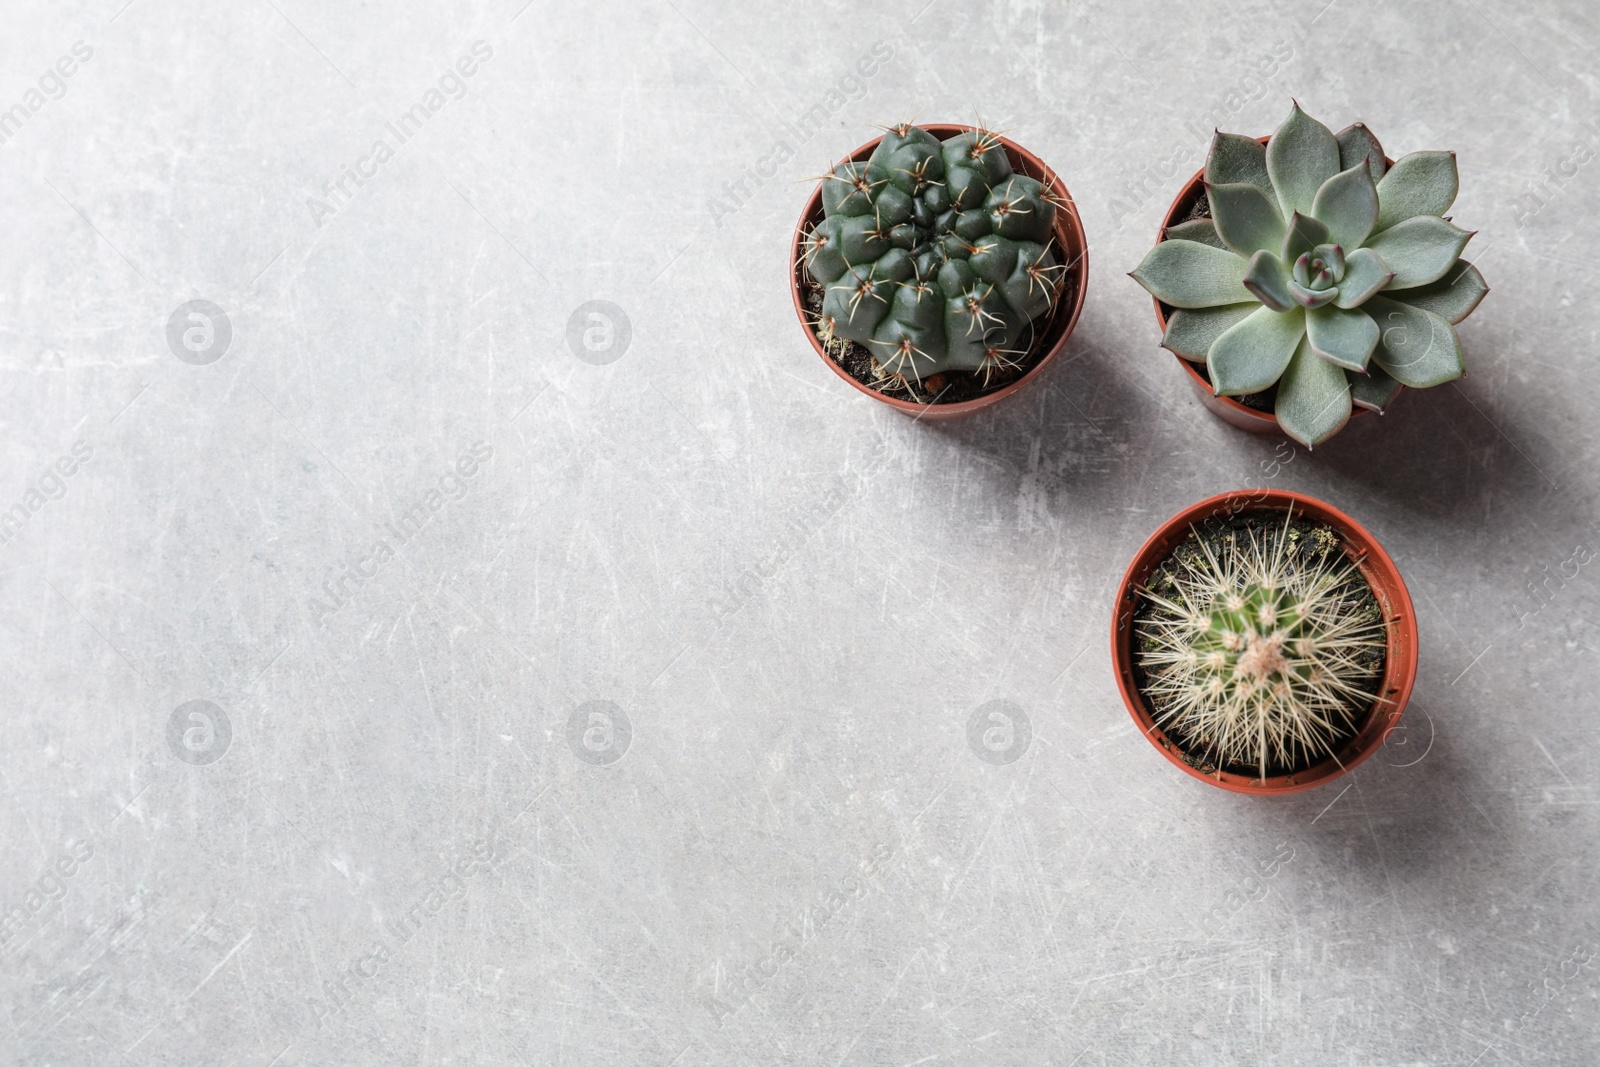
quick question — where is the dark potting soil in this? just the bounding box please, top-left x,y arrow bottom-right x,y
800,268 -> 1079,406
1131,508 -> 1387,779
1162,183 -> 1277,413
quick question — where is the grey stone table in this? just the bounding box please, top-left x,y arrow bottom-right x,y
2,1 -> 1597,1063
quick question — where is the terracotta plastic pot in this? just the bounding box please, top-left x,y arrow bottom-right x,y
1152,139 -> 1397,436
791,124 -> 1089,419
1110,489 -> 1418,795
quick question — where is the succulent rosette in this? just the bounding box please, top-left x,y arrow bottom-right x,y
1131,104 -> 1488,446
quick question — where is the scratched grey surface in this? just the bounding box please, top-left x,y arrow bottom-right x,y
2,0 -> 1598,1064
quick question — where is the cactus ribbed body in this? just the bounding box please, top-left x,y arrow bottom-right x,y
1136,511 -> 1386,778
803,124 -> 1066,385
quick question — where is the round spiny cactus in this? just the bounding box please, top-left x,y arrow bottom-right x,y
1136,511 -> 1386,779
802,122 -> 1068,388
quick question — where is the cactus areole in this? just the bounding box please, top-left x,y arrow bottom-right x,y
1111,490 -> 1418,795
793,122 -> 1087,412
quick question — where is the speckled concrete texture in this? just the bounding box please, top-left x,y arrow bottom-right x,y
2,1 -> 1597,1063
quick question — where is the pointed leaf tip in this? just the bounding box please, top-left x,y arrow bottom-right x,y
1131,239 -> 1252,307
1375,150 -> 1459,230
1368,216 -> 1472,289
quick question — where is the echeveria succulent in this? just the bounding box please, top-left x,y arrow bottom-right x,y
1131,104 -> 1488,446
803,122 -> 1067,386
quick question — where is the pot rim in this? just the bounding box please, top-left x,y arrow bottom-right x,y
1110,488 -> 1419,795
790,122 -> 1089,418
1152,135 -> 1396,431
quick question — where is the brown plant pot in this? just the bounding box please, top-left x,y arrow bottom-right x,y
1153,138 -> 1397,436
1110,489 -> 1418,795
791,124 -> 1089,419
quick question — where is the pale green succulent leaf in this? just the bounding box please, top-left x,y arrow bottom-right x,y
1131,239 -> 1251,308
1368,215 -> 1472,289
1367,295 -> 1466,388
1164,218 -> 1226,249
1384,260 -> 1488,324
1313,243 -> 1345,279
1333,248 -> 1394,308
1281,212 -> 1331,265
1375,150 -> 1459,232
1163,303 -> 1257,361
1266,103 -> 1341,219
1208,181 -> 1286,256
1242,249 -> 1295,312
1207,305 -> 1305,395
1311,161 -> 1379,250
1275,337 -> 1352,447
1350,362 -> 1404,412
1306,305 -> 1379,371
1205,132 -> 1273,199
1288,279 -> 1338,309
1335,123 -> 1387,182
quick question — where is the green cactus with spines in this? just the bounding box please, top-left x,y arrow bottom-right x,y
1137,510 -> 1386,779
1130,104 -> 1489,447
803,122 -> 1069,388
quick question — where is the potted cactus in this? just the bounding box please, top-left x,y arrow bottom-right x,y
1130,104 -> 1488,445
1110,489 -> 1418,795
791,121 -> 1089,418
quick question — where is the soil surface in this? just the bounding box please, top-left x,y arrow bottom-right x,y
1131,508 -> 1387,778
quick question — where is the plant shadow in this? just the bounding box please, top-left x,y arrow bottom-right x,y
890,314 -> 1569,546
896,312 -> 1178,513
1310,381 -> 1562,525
1226,704 -> 1523,898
